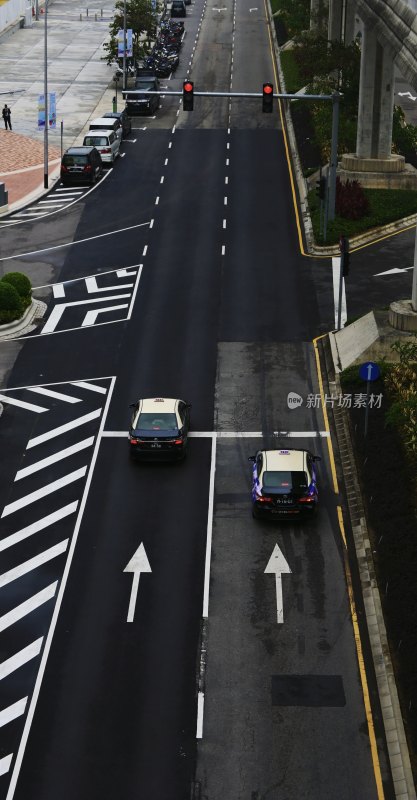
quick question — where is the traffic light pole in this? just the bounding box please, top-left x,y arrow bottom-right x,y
337,251 -> 344,331
328,93 -> 340,222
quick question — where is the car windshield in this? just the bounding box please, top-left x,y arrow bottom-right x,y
84,137 -> 107,146
62,155 -> 87,165
137,413 -> 177,431
135,80 -> 155,90
263,471 -> 308,491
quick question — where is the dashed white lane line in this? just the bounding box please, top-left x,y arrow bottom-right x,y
0,503 -> 79,552
142,245 -> 148,256
150,219 -> 155,229
160,176 -> 165,184
226,158 -> 229,166
0,394 -> 48,413
27,409 -> 102,449
2,468 -> 87,517
0,582 -> 58,633
221,245 -> 226,255
0,698 -> 27,728
15,437 -> 95,481
225,176 -> 228,184
223,219 -> 227,228
26,386 -> 81,403
0,638 -> 44,680
0,542 -> 69,588
196,691 -> 204,738
224,197 -> 228,205
155,196 -> 160,205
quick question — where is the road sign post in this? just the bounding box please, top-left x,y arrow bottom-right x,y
359,361 -> 380,437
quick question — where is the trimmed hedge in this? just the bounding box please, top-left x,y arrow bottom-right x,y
0,272 -> 32,325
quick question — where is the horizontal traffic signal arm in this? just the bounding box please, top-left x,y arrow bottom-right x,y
122,90 -> 339,100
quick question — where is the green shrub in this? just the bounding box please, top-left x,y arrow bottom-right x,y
1,272 -> 32,310
335,177 -> 369,220
280,50 -> 302,93
0,281 -> 23,324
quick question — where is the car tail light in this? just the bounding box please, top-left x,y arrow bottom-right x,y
174,438 -> 183,445
298,496 -> 314,503
130,438 -> 139,444
101,148 -> 111,153
83,164 -> 92,172
257,496 -> 272,504
61,165 -> 68,173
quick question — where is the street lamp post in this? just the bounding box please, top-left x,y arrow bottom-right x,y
123,0 -> 127,92
43,0 -> 49,189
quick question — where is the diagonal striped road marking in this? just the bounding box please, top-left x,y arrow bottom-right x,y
42,294 -> 131,334
2,468 -> 87,517
26,386 -> 82,403
0,755 -> 13,776
0,583 -> 58,632
0,638 -> 43,680
0,541 -> 69,587
82,304 -> 129,326
27,408 -> 102,448
0,698 -> 28,729
15,437 -> 95,481
85,276 -> 135,293
0,394 -> 48,413
0,502 -> 78,552
70,381 -> 107,394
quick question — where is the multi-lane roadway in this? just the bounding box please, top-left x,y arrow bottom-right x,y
0,0 -> 414,796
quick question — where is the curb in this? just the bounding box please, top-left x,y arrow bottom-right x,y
320,334 -> 416,800
0,299 -> 46,340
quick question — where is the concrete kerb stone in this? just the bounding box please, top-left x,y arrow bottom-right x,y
0,299 -> 46,340
320,334 -> 417,800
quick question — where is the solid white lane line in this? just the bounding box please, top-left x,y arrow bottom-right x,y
1,221 -> 151,262
53,284 -> 65,298
0,395 -> 48,413
0,638 -> 43,680
0,755 -> 13,776
70,381 -> 107,394
5,378 -> 117,800
0,698 -> 27,728
0,582 -> 58,632
26,386 -> 81,403
15,437 -> 95,481
82,304 -> 129,326
27,409 -> 102,448
0,542 -> 68,588
1,468 -> 87,518
85,276 -> 134,293
203,434 -> 216,618
196,691 -> 204,739
0,503 -> 78,552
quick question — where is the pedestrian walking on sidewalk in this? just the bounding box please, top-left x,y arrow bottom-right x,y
2,104 -> 12,130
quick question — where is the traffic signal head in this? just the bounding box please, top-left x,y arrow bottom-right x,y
316,177 -> 326,200
262,82 -> 273,113
183,80 -> 194,111
342,251 -> 350,277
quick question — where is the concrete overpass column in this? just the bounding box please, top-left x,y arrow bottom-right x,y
310,0 -> 327,30
356,25 -> 394,158
344,0 -> 356,43
328,0 -> 343,40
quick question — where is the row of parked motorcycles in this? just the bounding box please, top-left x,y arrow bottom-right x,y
142,19 -> 185,78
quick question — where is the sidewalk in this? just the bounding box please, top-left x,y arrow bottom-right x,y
0,0 -> 116,211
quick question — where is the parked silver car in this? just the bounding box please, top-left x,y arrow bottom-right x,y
82,130 -> 121,164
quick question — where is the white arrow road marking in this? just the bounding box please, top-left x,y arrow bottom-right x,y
249,7 -> 258,10
398,91 -> 417,101
26,386 -> 82,403
42,293 -> 131,334
120,153 -> 126,158
1,467 -> 86,517
0,502 -> 78,552
15,437 -> 95,481
332,256 -> 347,329
27,408 -> 102,448
0,541 -> 69,586
0,698 -> 27,728
264,544 -> 292,624
85,276 -> 134,293
374,266 -> 412,276
0,394 -> 48,413
0,637 -> 43,680
82,304 -> 129,326
0,754 -> 13,776
124,543 -> 152,622
0,582 -> 58,632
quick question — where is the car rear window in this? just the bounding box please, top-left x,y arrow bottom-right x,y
263,471 -> 308,491
137,413 -> 177,431
62,154 -> 87,166
84,136 -> 107,146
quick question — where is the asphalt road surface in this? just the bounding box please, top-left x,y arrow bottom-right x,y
0,0 -> 405,796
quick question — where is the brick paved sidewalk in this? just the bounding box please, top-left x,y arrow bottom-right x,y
0,130 -> 61,207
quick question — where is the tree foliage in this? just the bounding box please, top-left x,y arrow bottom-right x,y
102,0 -> 160,66
271,0 -> 310,39
335,176 -> 369,220
392,105 -> 417,157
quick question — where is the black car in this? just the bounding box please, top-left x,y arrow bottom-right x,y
125,72 -> 160,115
129,397 -> 191,461
171,0 -> 186,16
102,110 -> 132,138
60,146 -> 103,186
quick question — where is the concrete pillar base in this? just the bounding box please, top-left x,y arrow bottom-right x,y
338,157 -> 417,189
341,153 -> 405,173
389,300 -> 417,332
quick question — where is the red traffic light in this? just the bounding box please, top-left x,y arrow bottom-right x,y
262,82 -> 273,112
183,80 -> 194,110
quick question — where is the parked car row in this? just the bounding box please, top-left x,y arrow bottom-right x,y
60,110 -> 132,185
124,19 -> 185,113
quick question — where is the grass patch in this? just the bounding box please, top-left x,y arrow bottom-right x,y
279,50 -> 302,94
308,188 -> 417,245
